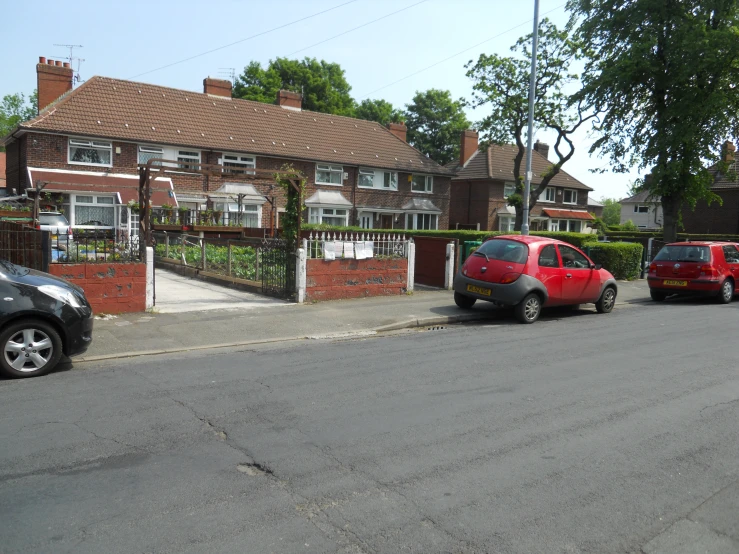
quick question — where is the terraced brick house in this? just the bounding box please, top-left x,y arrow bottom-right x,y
2,57 -> 453,236
448,130 -> 596,233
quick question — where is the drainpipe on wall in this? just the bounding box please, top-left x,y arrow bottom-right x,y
351,168 -> 357,226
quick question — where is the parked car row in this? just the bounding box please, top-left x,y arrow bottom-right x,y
453,236 -> 738,324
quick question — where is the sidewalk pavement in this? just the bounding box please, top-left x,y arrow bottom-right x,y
79,279 -> 652,362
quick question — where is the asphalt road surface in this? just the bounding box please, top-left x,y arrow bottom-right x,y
1,301 -> 738,553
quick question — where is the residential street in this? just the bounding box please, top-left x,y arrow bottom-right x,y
1,300 -> 738,553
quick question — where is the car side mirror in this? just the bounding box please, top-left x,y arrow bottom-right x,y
591,263 -> 602,270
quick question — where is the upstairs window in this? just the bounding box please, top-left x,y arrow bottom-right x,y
316,164 -> 343,185
177,150 -> 200,171
563,189 -> 578,204
69,138 -> 112,166
411,174 -> 433,193
503,182 -> 516,198
138,145 -> 164,165
634,205 -> 649,213
358,168 -> 398,190
541,187 -> 555,202
220,153 -> 256,174
137,145 -> 201,171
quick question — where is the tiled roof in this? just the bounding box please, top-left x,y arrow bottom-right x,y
709,159 -> 739,189
450,144 -> 592,190
621,190 -> 660,203
14,76 -> 450,176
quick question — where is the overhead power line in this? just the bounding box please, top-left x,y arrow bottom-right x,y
287,0 -> 429,56
358,3 -> 567,99
128,0 -> 360,79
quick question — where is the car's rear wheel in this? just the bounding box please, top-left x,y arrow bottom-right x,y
0,319 -> 63,379
515,293 -> 541,324
596,286 -> 617,314
454,292 -> 476,309
650,290 -> 667,302
717,279 -> 734,304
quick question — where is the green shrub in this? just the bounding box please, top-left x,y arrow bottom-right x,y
586,242 -> 644,280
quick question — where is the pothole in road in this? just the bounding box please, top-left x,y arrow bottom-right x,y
237,462 -> 273,476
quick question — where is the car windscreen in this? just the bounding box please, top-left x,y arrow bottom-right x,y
0,259 -> 30,276
39,214 -> 70,227
473,239 -> 529,264
653,245 -> 710,263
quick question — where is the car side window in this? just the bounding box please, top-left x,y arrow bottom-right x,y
722,245 -> 739,263
558,245 -> 590,269
538,244 -> 560,268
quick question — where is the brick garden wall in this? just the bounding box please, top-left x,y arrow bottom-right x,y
305,258 -> 408,301
48,262 -> 147,314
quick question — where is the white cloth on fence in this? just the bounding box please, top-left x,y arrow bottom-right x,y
322,241 -> 336,261
343,242 -> 355,259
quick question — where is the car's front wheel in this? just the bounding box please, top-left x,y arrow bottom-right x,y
454,292 -> 476,309
0,319 -> 63,379
717,279 -> 734,304
515,293 -> 541,324
596,286 -> 617,313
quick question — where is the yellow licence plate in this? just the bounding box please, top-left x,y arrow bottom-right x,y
467,284 -> 492,296
663,280 -> 688,286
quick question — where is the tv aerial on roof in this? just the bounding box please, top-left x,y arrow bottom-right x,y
53,44 -> 85,85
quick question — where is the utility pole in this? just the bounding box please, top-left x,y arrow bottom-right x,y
521,0 -> 540,236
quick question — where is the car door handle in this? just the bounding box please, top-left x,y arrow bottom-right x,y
565,273 -> 572,279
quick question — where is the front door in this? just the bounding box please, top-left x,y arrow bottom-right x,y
359,213 -> 373,229
558,244 -> 601,302
380,214 -> 393,230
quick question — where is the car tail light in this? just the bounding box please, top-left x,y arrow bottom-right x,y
649,263 -> 656,272
499,272 -> 521,284
700,265 -> 718,279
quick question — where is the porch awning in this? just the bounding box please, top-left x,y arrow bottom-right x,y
542,209 -> 595,220
209,183 -> 266,204
27,168 -> 177,207
401,198 -> 441,213
305,190 -> 352,208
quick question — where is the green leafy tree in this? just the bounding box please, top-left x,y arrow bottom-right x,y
355,98 -> 404,126
568,0 -> 739,241
466,19 -> 597,230
0,91 -> 37,151
600,197 -> 622,226
233,58 -> 356,116
404,89 -> 470,165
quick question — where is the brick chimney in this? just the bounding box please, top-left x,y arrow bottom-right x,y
203,77 -> 232,98
276,90 -> 302,111
37,56 -> 74,112
722,140 -> 736,164
459,130 -> 479,167
534,140 -> 550,160
386,122 -> 407,142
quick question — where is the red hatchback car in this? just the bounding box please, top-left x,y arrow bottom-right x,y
453,236 -> 618,324
647,241 -> 739,303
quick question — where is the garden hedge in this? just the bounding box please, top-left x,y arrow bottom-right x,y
586,242 -> 644,280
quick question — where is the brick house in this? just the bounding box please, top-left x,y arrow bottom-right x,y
681,141 -> 739,235
448,131 -> 596,233
2,57 -> 452,235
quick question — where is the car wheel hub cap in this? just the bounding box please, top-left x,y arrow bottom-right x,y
525,298 -> 540,320
4,329 -> 53,372
724,282 -> 732,299
604,290 -> 615,310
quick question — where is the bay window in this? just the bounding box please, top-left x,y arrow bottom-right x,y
406,213 -> 438,230
213,202 -> 261,227
68,138 -> 112,166
309,207 -> 349,226
499,215 -> 516,232
316,164 -> 343,185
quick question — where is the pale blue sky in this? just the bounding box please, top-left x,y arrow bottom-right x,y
3,0 -> 640,199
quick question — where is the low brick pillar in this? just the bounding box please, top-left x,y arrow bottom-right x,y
305,258 -> 408,302
48,263 -> 147,314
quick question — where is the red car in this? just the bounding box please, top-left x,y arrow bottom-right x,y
453,236 -> 618,324
647,241 -> 739,303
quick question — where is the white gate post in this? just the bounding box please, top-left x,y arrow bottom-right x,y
445,242 -> 455,290
146,246 -> 154,310
296,247 -> 307,303
406,241 -> 415,292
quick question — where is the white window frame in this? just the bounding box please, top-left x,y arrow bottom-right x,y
69,194 -> 117,228
137,145 -> 202,172
308,207 -> 349,226
176,149 -> 201,171
563,189 -> 578,204
503,182 -> 516,198
138,145 -> 164,165
68,138 -> 113,167
213,202 -> 262,228
411,174 -> 433,193
499,215 -> 516,232
634,204 -> 649,213
405,212 -> 439,230
358,168 -> 398,190
315,164 -> 344,186
549,218 -> 582,233
358,212 -> 374,229
219,152 -> 256,175
540,187 -> 556,203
